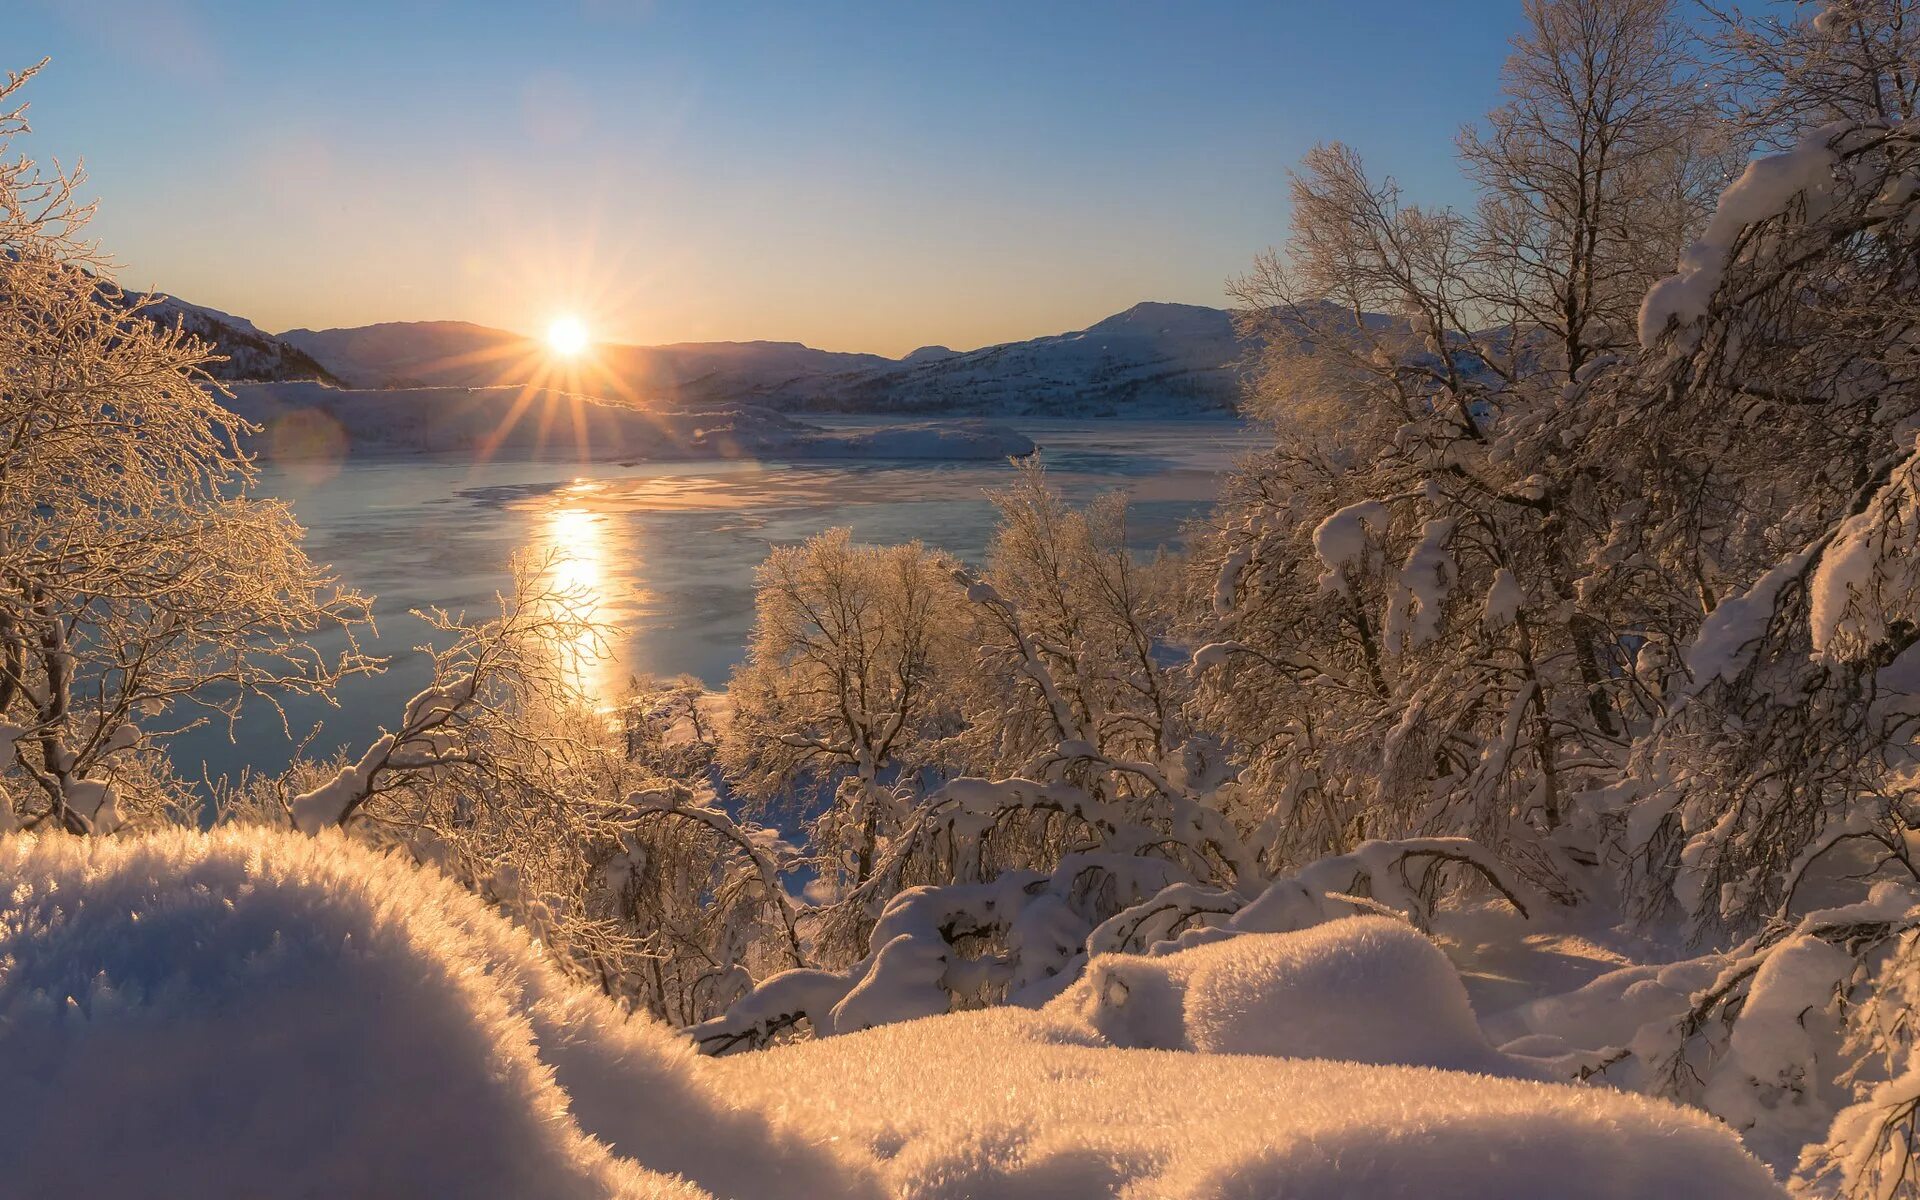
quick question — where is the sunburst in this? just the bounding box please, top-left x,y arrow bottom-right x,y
396,214 -> 660,464
547,316 -> 590,357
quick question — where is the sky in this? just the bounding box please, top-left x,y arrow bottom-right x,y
13,1 -> 1525,356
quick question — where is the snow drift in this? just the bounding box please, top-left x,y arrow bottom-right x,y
711,1003 -> 1785,1199
1054,916 -> 1535,1076
0,827 -> 860,1200
0,828 -> 1784,1199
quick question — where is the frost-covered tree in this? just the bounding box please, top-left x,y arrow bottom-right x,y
1463,0 -> 1729,379
0,61 -> 371,834
722,529 -> 968,930
248,558 -> 645,985
1609,0 -> 1920,937
693,468 -> 1271,1051
1363,5 -> 1920,1189
605,674 -> 805,1024
1193,0 -> 1719,892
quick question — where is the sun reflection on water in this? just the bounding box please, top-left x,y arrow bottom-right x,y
539,491 -> 622,699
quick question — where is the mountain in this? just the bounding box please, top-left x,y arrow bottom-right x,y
142,296 -> 342,385
757,301 -> 1250,416
140,291 -> 1256,416
279,301 -> 1253,417
277,321 -> 512,389
280,322 -> 894,401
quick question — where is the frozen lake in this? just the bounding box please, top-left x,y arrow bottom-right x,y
175,417 -> 1258,783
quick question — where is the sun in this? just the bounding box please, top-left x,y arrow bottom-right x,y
546,315 -> 590,357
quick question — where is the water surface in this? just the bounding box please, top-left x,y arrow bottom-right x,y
174,418 -> 1257,783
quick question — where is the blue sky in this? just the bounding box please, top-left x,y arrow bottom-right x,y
15,1 -> 1524,354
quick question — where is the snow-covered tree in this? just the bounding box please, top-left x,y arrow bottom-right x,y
694,467 -> 1266,1050
1189,0 -> 1721,897
0,61 -> 372,834
1463,0 -> 1730,380
1610,0 -> 1920,937
721,528 -> 968,957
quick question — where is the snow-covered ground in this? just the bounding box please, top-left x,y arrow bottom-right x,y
0,827 -> 1784,1199
221,381 -> 1035,463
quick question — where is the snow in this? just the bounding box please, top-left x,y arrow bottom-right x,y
1055,917 -> 1529,1076
1811,515 -> 1881,659
1385,516 -> 1456,649
58,776 -> 118,833
1213,544 -> 1251,614
289,733 -> 390,831
1484,566 -> 1525,628
1685,547 -> 1816,689
1311,499 -> 1388,593
1701,932 -> 1852,1165
1499,954 -> 1724,1076
1816,1065 -> 1920,1198
1808,454 -> 1920,658
1191,640 -> 1245,671
0,827 -> 860,1200
710,1002 -> 1784,1199
0,827 -> 1784,1199
1639,125 -> 1843,347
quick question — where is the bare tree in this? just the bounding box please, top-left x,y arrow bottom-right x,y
1462,0 -> 1729,379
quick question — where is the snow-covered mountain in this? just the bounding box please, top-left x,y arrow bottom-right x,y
276,320 -> 516,389
280,301 -> 1254,417
757,301 -> 1251,415
140,295 -> 342,385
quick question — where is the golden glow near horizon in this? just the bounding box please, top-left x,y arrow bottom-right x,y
547,315 -> 590,357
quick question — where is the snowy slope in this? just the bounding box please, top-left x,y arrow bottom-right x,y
713,1006 -> 1783,1200
759,301 -> 1252,415
137,294 -> 342,384
0,828 -> 1784,1200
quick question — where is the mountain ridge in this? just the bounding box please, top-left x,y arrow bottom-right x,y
276,299 -> 1254,417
